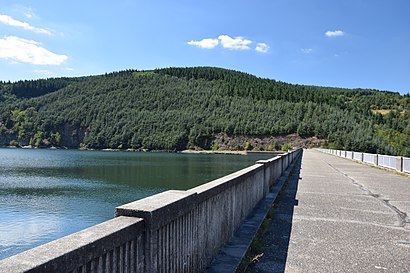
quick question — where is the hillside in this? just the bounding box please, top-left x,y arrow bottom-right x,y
0,67 -> 409,155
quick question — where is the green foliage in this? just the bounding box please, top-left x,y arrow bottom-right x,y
9,140 -> 18,146
33,131 -> 45,147
132,71 -> 155,77
273,140 -> 280,150
10,108 -> 37,140
0,67 -> 408,155
244,141 -> 251,151
266,140 -> 281,151
375,127 -> 410,156
281,143 -> 292,151
50,132 -> 61,146
243,141 -> 254,151
0,77 -> 85,100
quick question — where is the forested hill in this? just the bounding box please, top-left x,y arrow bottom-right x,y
0,67 -> 409,156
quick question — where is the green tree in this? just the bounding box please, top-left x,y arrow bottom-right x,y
281,143 -> 292,151
49,132 -> 61,146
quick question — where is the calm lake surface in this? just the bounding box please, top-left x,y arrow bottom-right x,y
0,148 -> 270,260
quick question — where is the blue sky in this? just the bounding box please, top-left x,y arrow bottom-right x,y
0,0 -> 409,94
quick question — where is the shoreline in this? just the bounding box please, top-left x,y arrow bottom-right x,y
0,146 -> 284,155
180,149 -> 247,155
180,150 -> 282,156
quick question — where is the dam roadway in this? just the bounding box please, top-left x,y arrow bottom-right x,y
249,149 -> 410,273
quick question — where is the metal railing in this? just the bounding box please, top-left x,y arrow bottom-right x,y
363,153 -> 376,164
353,152 -> 362,161
317,148 -> 409,173
403,157 -> 410,173
378,155 -> 397,170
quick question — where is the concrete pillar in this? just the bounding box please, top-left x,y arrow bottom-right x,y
256,159 -> 270,195
281,154 -> 285,173
374,154 -> 378,166
116,190 -> 197,273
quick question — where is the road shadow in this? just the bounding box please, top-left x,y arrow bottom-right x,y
248,153 -> 303,273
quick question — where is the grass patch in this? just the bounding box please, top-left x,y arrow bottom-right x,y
132,71 -> 155,77
371,109 -> 407,116
238,204 -> 277,273
371,109 -> 392,116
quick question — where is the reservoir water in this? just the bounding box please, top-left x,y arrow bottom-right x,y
0,148 -> 270,260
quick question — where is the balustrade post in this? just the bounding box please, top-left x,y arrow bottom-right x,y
396,157 -> 403,172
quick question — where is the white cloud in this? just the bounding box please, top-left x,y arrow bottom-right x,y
0,36 -> 67,65
218,35 -> 252,50
14,5 -> 37,19
187,38 -> 219,49
22,8 -> 36,19
255,43 -> 269,53
0,14 -> 51,35
187,35 -> 269,52
34,69 -> 53,76
301,48 -> 313,54
325,30 -> 344,37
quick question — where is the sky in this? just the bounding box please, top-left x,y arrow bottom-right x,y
0,0 -> 409,94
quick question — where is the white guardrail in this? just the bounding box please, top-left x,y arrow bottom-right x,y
403,157 -> 410,173
317,148 -> 409,174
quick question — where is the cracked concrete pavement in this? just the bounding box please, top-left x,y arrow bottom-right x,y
248,149 -> 410,273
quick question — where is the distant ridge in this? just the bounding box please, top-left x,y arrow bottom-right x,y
0,67 -> 409,155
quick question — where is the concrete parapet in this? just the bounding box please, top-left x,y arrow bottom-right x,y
116,190 -> 199,273
186,164 -> 267,271
0,217 -> 145,273
256,155 -> 283,189
0,149 -> 302,273
206,150 -> 302,273
116,190 -> 197,230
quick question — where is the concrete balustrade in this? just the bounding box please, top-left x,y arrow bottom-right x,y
0,217 -> 145,273
317,148 -> 409,174
0,149 -> 302,273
